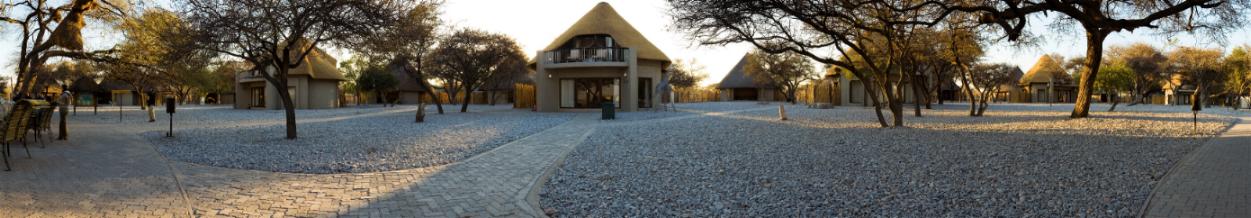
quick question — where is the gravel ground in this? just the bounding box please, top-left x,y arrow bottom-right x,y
614,101 -> 782,121
541,102 -> 1237,217
130,105 -> 572,173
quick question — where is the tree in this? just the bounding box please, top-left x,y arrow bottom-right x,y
203,61 -> 245,103
743,49 -> 815,104
939,0 -> 1251,118
966,63 -> 1018,116
939,18 -> 989,116
427,29 -> 527,113
667,59 -> 707,89
1106,43 -> 1168,105
1225,45 -> 1251,109
1167,46 -> 1226,108
354,1 -> 446,118
2,0 -> 130,97
354,63 -> 398,106
1094,63 -> 1134,111
184,0 -> 404,139
670,0 -> 944,127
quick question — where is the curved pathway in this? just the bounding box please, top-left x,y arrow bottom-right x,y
1144,114 -> 1251,217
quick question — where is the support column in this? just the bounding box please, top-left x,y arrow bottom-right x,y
623,49 -> 638,111
535,51 -> 558,112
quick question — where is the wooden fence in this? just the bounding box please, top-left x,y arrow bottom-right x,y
673,87 -> 720,103
797,80 -> 839,106
514,83 -> 536,109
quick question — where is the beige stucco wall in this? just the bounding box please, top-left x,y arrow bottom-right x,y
536,49 -> 664,112
306,79 -> 340,109
234,75 -> 340,110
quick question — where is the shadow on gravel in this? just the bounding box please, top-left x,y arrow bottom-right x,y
537,108 -> 1230,217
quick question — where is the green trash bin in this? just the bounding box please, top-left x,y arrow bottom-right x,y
601,101 -> 615,120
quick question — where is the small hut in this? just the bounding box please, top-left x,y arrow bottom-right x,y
717,55 -> 778,101
1020,55 -> 1076,103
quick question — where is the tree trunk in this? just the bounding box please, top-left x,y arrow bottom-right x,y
460,86 -> 472,113
1071,32 -> 1108,118
957,66 -> 977,116
911,75 -> 923,117
883,82 -> 904,127
861,78 -> 890,127
426,91 -> 444,114
277,88 -> 298,139
416,102 -> 425,123
1108,92 -> 1119,112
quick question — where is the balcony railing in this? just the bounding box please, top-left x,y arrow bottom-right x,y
544,47 -> 628,64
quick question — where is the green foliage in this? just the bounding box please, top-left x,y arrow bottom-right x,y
1225,45 -> 1251,96
354,63 -> 397,94
1094,63 -> 1134,93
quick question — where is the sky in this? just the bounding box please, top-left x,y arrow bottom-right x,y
3,0 -> 1248,86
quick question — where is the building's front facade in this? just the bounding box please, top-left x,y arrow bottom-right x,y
235,44 -> 344,110
1019,56 -> 1077,103
531,2 -> 669,112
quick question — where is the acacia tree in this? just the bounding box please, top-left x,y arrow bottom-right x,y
183,0 -> 403,139
1168,46 -> 1226,108
938,0 -> 1251,118
1226,46 -> 1251,109
670,0 -> 944,127
966,63 -> 1018,116
1106,43 -> 1167,105
427,29 -> 527,113
667,59 -> 707,89
355,63 -> 398,106
743,49 -> 815,104
1094,62 -> 1134,111
355,1 -> 445,118
2,0 -> 130,97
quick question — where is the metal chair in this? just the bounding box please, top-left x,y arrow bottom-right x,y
27,106 -> 54,147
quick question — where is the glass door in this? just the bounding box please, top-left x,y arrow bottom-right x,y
638,78 -> 652,108
560,78 -> 619,108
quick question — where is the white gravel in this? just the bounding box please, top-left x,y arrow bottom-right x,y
614,102 -> 782,121
540,102 -> 1236,217
118,105 -> 573,173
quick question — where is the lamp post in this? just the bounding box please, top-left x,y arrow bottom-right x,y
165,97 -> 176,138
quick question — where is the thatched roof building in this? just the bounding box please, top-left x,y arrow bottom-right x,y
717,55 -> 774,89
1020,55 -> 1071,85
539,2 -> 669,62
279,40 -> 346,81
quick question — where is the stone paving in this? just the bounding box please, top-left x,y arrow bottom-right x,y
1144,114 -> 1251,217
0,122 -> 192,218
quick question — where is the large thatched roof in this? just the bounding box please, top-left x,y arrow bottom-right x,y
69,77 -> 101,93
540,2 -> 670,62
97,78 -> 131,91
1020,55 -> 1071,84
279,39 -> 346,81
717,54 -> 773,89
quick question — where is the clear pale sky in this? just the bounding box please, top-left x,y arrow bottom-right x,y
3,0 -> 1247,86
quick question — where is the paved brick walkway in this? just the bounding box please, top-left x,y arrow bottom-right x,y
1144,115 -> 1251,217
0,122 -> 192,218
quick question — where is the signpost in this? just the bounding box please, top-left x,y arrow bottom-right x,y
165,97 -> 176,138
